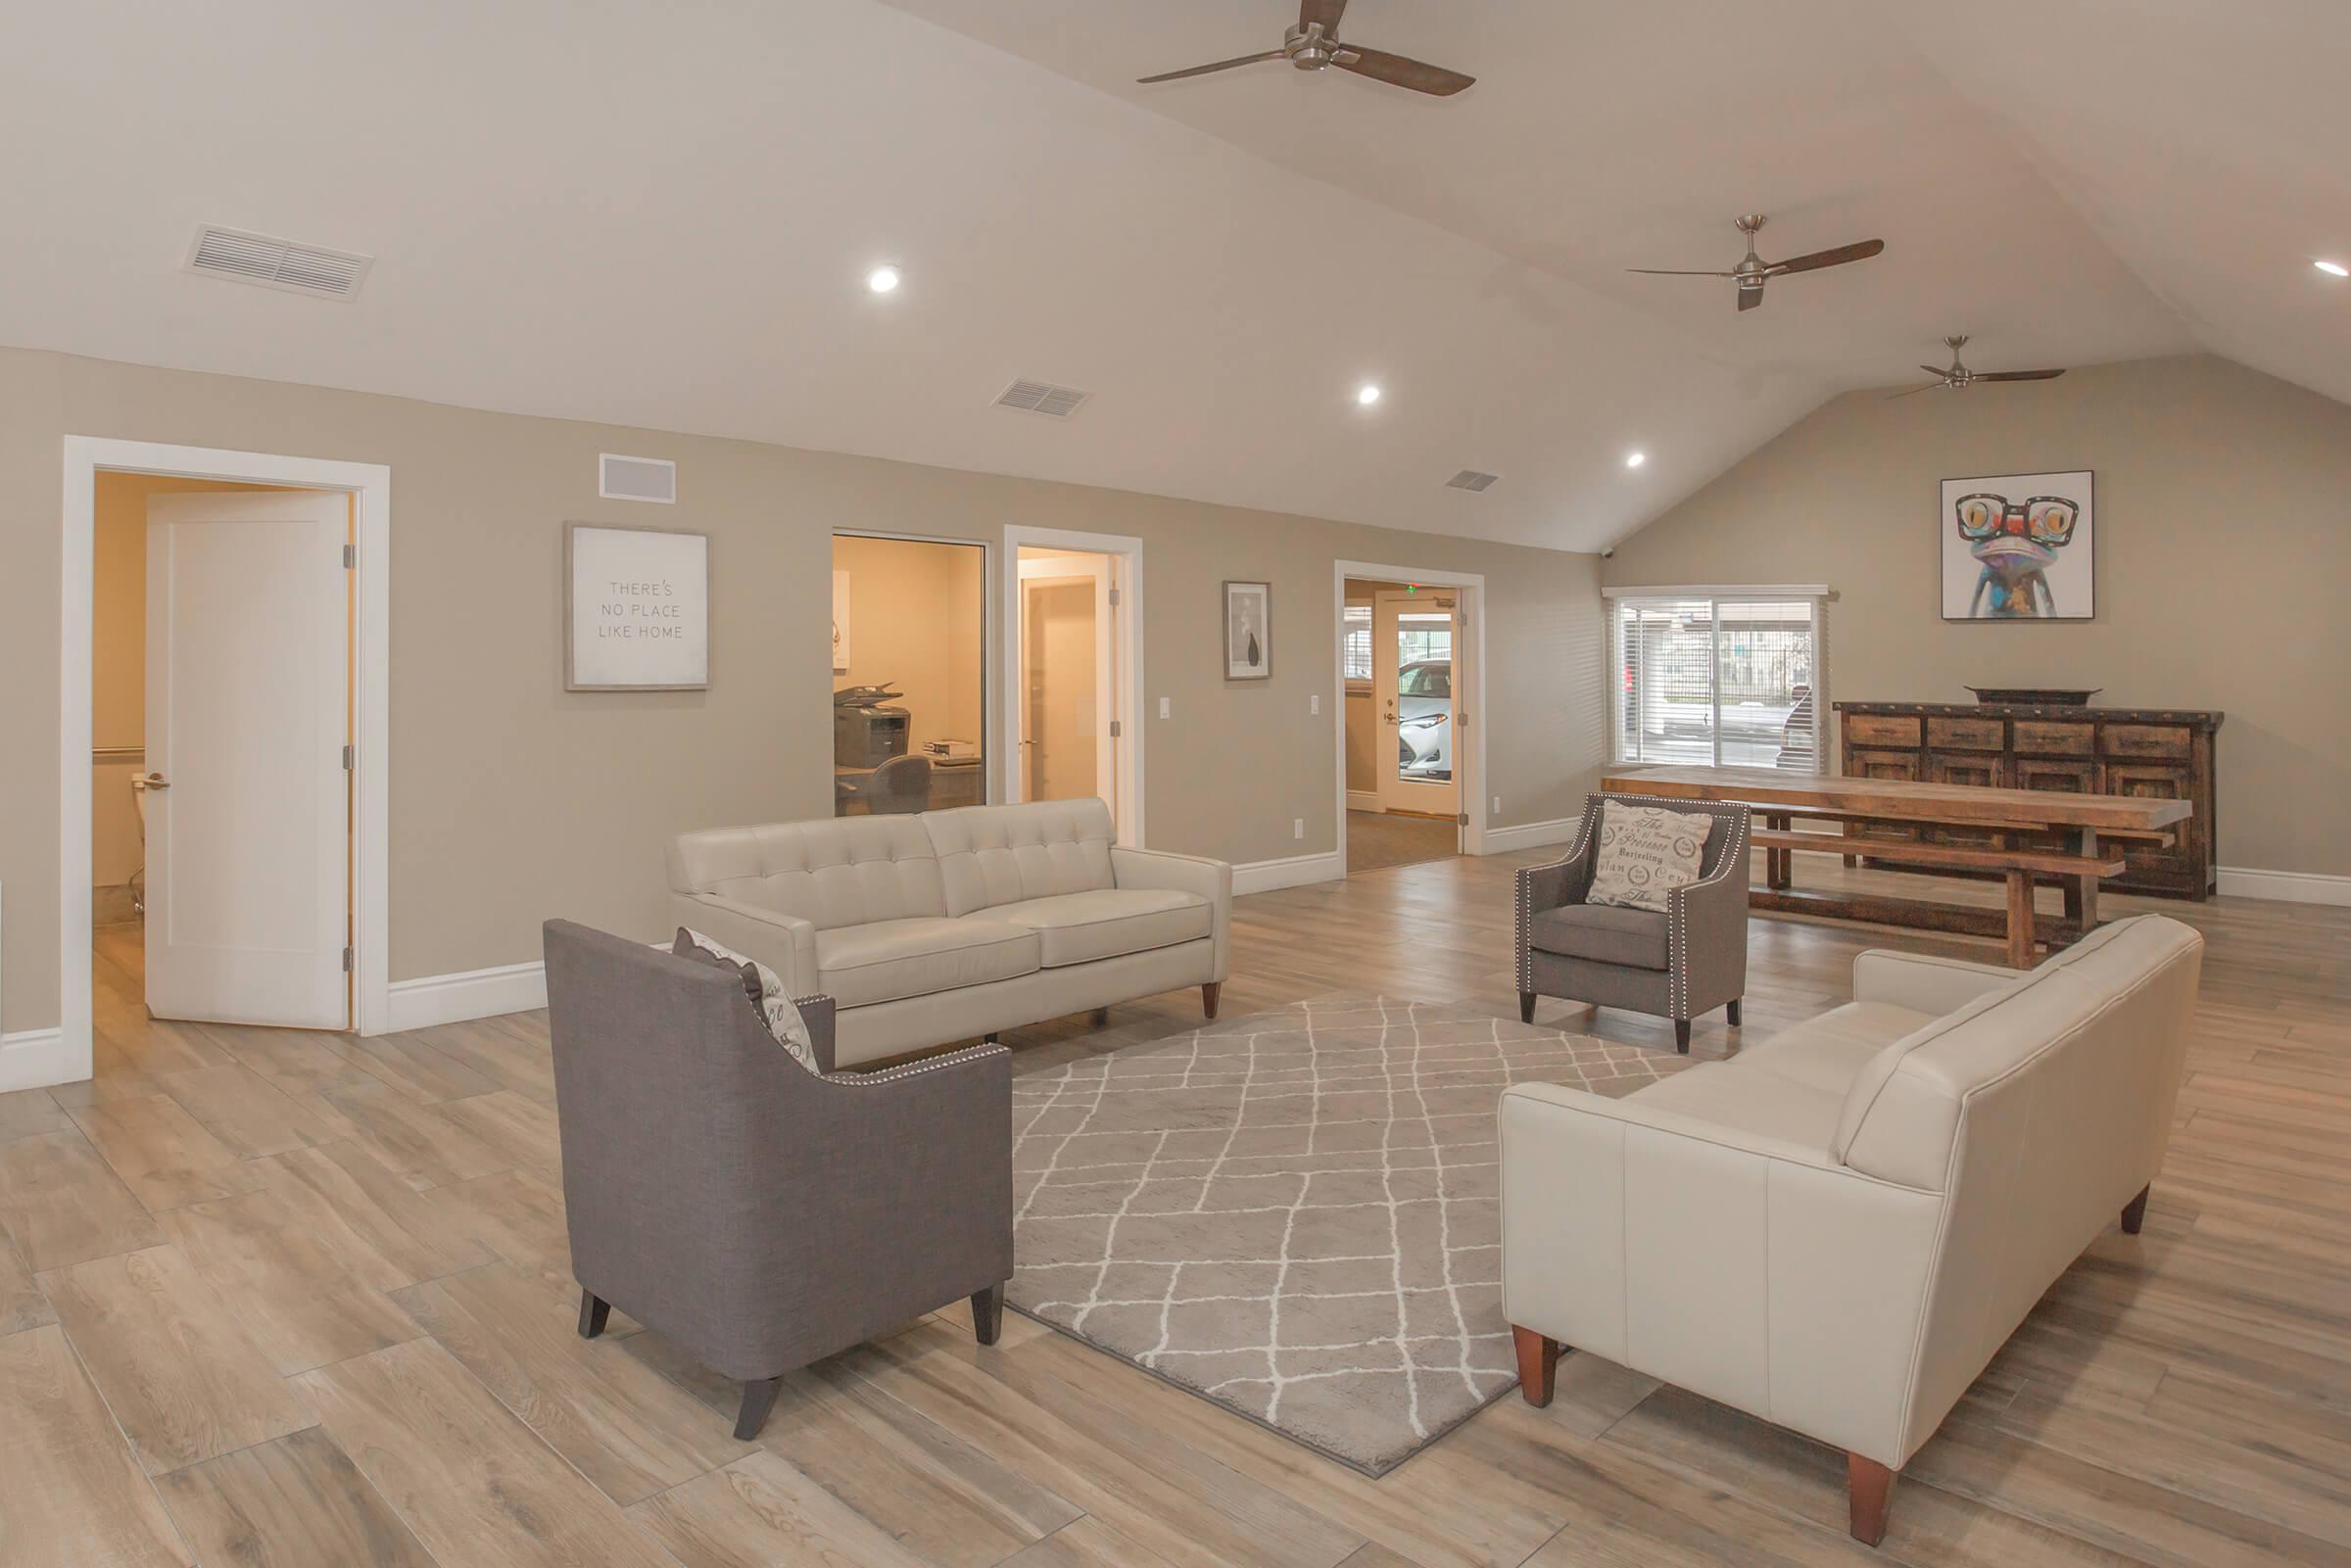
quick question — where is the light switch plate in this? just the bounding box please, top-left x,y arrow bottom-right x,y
1158,696 -> 1171,719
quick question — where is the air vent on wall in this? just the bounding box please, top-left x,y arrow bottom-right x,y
599,453 -> 677,503
993,379 -> 1091,419
1446,469 -> 1500,492
185,225 -> 372,299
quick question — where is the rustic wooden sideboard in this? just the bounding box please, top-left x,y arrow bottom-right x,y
1832,701 -> 2222,898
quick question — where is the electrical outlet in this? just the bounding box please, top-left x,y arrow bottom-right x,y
1493,795 -> 1503,815
1158,696 -> 1171,720
1310,693 -> 1319,716
1293,818 -> 1305,840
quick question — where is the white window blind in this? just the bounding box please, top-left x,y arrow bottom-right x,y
1609,592 -> 1825,772
1342,603 -> 1372,682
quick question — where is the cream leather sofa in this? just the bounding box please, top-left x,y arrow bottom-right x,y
667,797 -> 1230,1067
1499,914 -> 2203,1545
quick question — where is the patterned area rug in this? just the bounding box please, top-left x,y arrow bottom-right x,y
1007,995 -> 1690,1476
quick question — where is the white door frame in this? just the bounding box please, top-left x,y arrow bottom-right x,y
1001,525 -> 1143,845
1332,559 -> 1487,871
59,438 -> 392,1082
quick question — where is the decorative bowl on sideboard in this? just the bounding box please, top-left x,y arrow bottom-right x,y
1965,687 -> 2102,707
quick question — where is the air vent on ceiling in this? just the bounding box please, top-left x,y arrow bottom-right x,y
993,379 -> 1091,419
599,453 -> 678,504
185,225 -> 373,300
1446,469 -> 1501,492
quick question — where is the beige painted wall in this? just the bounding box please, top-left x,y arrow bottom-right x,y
89,475 -> 298,890
831,534 -> 984,755
0,347 -> 1604,1035
1603,354 -> 2350,879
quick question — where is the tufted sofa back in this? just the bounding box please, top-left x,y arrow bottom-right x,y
922,798 -> 1118,916
666,815 -> 945,930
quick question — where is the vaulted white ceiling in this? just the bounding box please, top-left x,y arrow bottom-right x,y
0,2 -> 2340,552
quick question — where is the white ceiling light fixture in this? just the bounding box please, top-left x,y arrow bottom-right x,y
1356,383 -> 1382,406
1625,451 -> 1648,469
866,263 -> 902,293
2316,260 -> 2349,277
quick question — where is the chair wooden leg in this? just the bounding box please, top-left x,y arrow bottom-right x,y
1847,1453 -> 1896,1546
576,1289 -> 610,1340
1092,1006 -> 1111,1026
2121,1183 -> 2150,1235
1202,981 -> 1222,1020
1726,998 -> 1742,1027
1519,991 -> 1536,1024
734,1376 -> 785,1441
1674,1019 -> 1692,1053
984,1032 -> 999,1044
1511,1325 -> 1562,1408
971,1282 -> 1006,1346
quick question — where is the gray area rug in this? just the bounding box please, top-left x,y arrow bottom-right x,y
1008,995 -> 1690,1476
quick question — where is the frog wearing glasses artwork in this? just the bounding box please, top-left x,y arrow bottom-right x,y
1953,491 -> 2082,617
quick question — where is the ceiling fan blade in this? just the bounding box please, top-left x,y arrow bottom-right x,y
1332,46 -> 1475,95
1885,382 -> 1945,400
1918,364 -> 1952,377
1974,368 -> 2067,382
1768,238 -> 1887,275
1625,267 -> 1740,277
1137,49 -> 1286,84
1300,0 -> 1349,31
1737,285 -> 1762,311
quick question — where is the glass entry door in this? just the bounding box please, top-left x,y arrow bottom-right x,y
1373,590 -> 1460,820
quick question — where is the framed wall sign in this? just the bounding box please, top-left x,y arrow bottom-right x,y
1940,469 -> 2095,621
565,523 -> 710,690
1223,580 -> 1271,681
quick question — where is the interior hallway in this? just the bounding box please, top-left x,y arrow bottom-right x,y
1345,809 -> 1458,876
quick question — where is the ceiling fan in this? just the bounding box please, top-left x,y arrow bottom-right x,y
1137,1 -> 1475,97
1888,336 -> 2068,398
1628,214 -> 1885,312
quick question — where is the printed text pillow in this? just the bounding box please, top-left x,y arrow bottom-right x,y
1586,800 -> 1714,913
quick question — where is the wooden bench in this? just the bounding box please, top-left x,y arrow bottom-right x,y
1750,828 -> 2125,967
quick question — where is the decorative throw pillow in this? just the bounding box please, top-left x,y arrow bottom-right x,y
673,928 -> 819,1073
1586,801 -> 1714,914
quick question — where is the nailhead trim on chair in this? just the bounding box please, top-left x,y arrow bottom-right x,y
1659,803 -> 1749,1022
824,1042 -> 1008,1086
1516,809 -> 1600,995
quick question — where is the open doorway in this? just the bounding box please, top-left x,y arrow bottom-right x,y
91,474 -> 356,1033
1002,526 -> 1143,842
1335,566 -> 1482,878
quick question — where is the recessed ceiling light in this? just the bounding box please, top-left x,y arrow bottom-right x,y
1625,451 -> 1648,469
1356,384 -> 1382,406
2316,260 -> 2349,277
866,264 -> 901,294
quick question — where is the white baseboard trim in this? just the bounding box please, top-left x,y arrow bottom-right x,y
1232,851 -> 1344,896
385,960 -> 548,1032
0,1027 -> 73,1093
1476,817 -> 1583,855
2215,866 -> 2351,907
1345,790 -> 1380,813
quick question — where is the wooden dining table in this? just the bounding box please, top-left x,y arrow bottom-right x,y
1601,764 -> 2194,967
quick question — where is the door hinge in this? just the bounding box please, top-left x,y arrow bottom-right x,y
1108,719 -> 1122,738
343,544 -> 355,569
342,946 -> 355,973
1107,587 -> 1121,607
342,744 -> 355,770
1458,812 -> 1470,827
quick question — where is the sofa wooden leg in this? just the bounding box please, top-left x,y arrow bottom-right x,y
2121,1183 -> 2150,1235
1511,1325 -> 1562,1407
1092,1006 -> 1111,1027
576,1289 -> 610,1340
1202,981 -> 1222,1020
1519,991 -> 1536,1024
1673,1019 -> 1692,1053
1847,1453 -> 1896,1546
972,1282 -> 1006,1347
735,1376 -> 785,1441
1726,998 -> 1742,1027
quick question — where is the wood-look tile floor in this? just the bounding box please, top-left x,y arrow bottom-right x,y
1346,810 -> 1460,876
4,867 -> 2344,1568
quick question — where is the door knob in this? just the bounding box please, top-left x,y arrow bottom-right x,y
134,772 -> 170,791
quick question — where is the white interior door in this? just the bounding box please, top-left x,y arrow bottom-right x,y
145,491 -> 351,1027
1017,553 -> 1117,819
1373,590 -> 1462,820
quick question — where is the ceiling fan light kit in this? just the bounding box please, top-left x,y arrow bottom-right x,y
1137,1 -> 1475,96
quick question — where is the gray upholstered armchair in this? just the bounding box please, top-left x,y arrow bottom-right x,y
543,921 -> 1013,1440
1514,793 -> 1751,1053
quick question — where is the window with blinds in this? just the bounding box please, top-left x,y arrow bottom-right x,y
1341,603 -> 1372,683
1609,592 -> 1825,772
